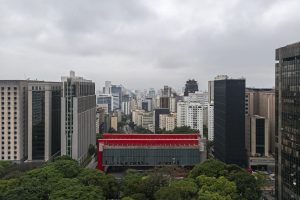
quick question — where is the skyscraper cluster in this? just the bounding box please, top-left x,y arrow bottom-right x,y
0,71 -> 96,164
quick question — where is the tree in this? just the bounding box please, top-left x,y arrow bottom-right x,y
121,173 -> 144,197
189,159 -> 227,178
48,159 -> 81,178
226,171 -> 261,200
198,191 -> 229,200
196,175 -> 238,200
49,178 -> 103,200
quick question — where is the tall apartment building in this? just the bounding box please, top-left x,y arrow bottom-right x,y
208,80 -> 214,104
186,103 -> 204,135
176,101 -> 204,137
0,81 -> 29,161
61,71 -> 96,163
159,113 -> 176,131
27,82 -> 62,161
207,103 -> 214,141
214,77 -> 247,167
176,101 -> 187,127
275,42 -> 300,199
97,94 -> 113,113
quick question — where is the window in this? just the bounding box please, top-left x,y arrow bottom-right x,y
8,156 -> 10,159
14,156 -> 17,160
14,87 -> 17,90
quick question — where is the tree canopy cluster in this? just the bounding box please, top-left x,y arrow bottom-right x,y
121,159 -> 262,200
0,158 -> 263,200
0,156 -> 118,200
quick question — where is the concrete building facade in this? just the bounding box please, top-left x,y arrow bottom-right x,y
61,71 -> 96,163
27,82 -> 62,161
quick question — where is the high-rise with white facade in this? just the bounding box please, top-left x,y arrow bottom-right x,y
207,103 -> 214,141
186,103 -> 204,137
0,81 -> 29,161
176,101 -> 204,137
176,101 -> 187,127
61,71 -> 96,163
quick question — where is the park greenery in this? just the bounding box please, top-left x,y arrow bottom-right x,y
0,158 -> 264,200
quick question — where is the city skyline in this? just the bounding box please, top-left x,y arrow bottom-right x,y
2,1 -> 300,90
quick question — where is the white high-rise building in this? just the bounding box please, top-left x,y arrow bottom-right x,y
176,101 -> 204,137
208,103 -> 214,141
61,71 -> 96,164
176,101 -> 187,127
0,81 -> 29,161
186,103 -> 204,137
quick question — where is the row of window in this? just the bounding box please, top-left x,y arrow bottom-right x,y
1,87 -> 17,90
1,102 -> 17,106
1,131 -> 18,135
1,141 -> 17,145
1,156 -> 17,160
1,92 -> 18,95
1,136 -> 17,140
1,97 -> 17,100
1,146 -> 17,150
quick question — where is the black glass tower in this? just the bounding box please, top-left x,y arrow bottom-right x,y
214,78 -> 247,167
275,42 -> 300,200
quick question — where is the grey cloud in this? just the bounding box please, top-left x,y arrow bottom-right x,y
0,0 -> 299,90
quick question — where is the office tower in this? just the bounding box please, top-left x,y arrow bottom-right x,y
103,81 -> 111,94
112,94 -> 120,110
160,97 -> 169,109
176,101 -> 187,127
245,88 -> 275,153
208,80 -> 214,104
97,94 -> 113,113
214,77 -> 247,167
148,88 -> 156,98
61,71 -> 96,163
208,103 -> 214,141
121,95 -> 131,115
159,113 -> 176,131
142,101 -> 149,111
169,97 -> 176,113
145,98 -> 153,111
162,85 -> 172,97
111,85 -> 122,109
276,42 -> 300,199
27,82 -> 62,161
0,81 -> 29,161
248,115 -> 269,157
184,79 -> 198,96
153,108 -> 170,132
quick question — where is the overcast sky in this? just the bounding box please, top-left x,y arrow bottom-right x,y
1,0 -> 300,91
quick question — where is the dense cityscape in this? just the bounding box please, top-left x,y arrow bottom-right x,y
1,1 -> 300,200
